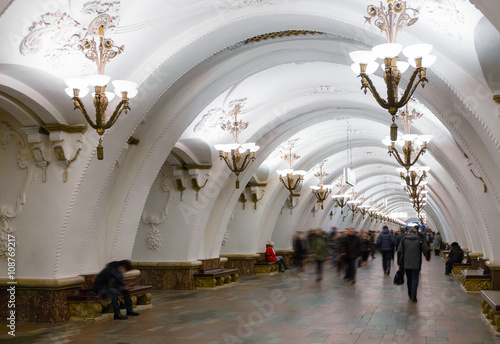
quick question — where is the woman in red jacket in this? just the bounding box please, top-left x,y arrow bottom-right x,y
266,241 -> 287,272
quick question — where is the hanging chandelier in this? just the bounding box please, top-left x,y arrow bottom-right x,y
400,166 -> 429,200
277,148 -> 306,204
382,104 -> 432,170
350,1 -> 436,140
64,14 -> 138,160
310,164 -> 333,210
214,98 -> 259,189
331,176 -> 352,214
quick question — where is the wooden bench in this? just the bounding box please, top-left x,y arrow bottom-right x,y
194,258 -> 238,288
461,268 -> 491,292
254,252 -> 279,274
481,290 -> 500,332
440,249 -> 450,260
67,285 -> 152,321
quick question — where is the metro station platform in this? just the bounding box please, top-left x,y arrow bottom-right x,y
2,254 -> 500,344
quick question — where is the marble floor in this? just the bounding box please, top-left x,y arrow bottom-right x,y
3,254 -> 500,344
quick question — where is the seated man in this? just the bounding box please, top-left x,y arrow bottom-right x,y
93,260 -> 140,320
445,242 -> 464,275
265,241 -> 287,273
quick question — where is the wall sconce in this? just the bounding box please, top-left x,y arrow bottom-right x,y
64,15 -> 138,160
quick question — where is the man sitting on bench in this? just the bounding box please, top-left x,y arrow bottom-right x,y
93,260 -> 140,320
445,242 -> 464,275
266,241 -> 287,273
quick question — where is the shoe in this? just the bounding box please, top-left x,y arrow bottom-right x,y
127,311 -> 140,316
350,280 -> 356,284
114,314 -> 128,320
445,272 -> 450,275
411,297 -> 418,303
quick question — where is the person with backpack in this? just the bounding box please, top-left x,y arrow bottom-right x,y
397,228 -> 431,303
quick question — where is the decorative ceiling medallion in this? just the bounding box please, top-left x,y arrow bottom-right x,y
411,0 -> 465,41
19,1 -> 120,72
218,0 -> 298,11
269,138 -> 300,161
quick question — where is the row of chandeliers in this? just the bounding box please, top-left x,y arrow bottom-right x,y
348,0 -> 435,224
213,0 -> 433,225
64,3 -> 432,224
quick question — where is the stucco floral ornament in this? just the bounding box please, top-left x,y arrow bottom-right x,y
0,206 -> 17,259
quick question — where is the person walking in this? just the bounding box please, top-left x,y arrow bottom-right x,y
433,232 -> 443,256
340,228 -> 361,284
359,231 -> 371,265
309,228 -> 331,282
377,226 -> 395,275
292,231 -> 307,272
397,228 -> 431,303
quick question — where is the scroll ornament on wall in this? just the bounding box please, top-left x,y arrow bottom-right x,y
142,170 -> 174,251
0,122 -> 35,259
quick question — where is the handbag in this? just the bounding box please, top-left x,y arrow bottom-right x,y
393,267 -> 405,285
394,237 -> 405,285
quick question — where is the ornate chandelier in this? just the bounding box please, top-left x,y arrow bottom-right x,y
331,177 -> 351,214
277,148 -> 306,204
350,1 -> 436,140
382,104 -> 432,170
214,99 -> 259,189
310,164 -> 333,210
64,15 -> 138,160
399,166 -> 429,200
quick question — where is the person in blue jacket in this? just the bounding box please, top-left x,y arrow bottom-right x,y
377,226 -> 395,275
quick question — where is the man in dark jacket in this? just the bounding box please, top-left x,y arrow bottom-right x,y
340,228 -> 361,284
445,242 -> 464,275
377,226 -> 395,275
397,229 -> 430,303
93,260 -> 139,320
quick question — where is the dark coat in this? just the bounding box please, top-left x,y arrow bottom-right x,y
341,234 -> 361,259
397,234 -> 430,270
93,261 -> 127,293
360,236 -> 371,252
448,246 -> 464,263
377,227 -> 395,252
293,237 -> 307,258
395,232 -> 406,249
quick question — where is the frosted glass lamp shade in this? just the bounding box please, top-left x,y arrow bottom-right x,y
293,170 -> 307,176
379,61 -> 409,73
277,169 -> 293,176
240,143 -> 259,152
92,91 -> 116,101
402,134 -> 418,142
65,77 -> 89,90
65,87 -> 89,97
85,75 -> 111,87
112,80 -> 138,99
402,44 -> 433,59
419,166 -> 431,172
372,43 -> 403,59
417,135 -> 433,143
115,88 -> 138,99
382,138 -> 392,146
408,55 -> 437,68
351,62 -> 379,75
349,50 -> 377,63
112,80 -> 137,93
214,143 -> 240,152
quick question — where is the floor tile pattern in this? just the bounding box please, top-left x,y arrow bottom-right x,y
2,254 -> 500,344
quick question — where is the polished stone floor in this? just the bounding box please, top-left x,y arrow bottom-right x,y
3,254 -> 500,344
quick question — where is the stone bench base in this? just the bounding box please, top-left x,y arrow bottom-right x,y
452,263 -> 471,276
481,290 -> 500,332
461,270 -> 491,292
255,262 -> 279,274
67,285 -> 152,321
194,269 -> 239,289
